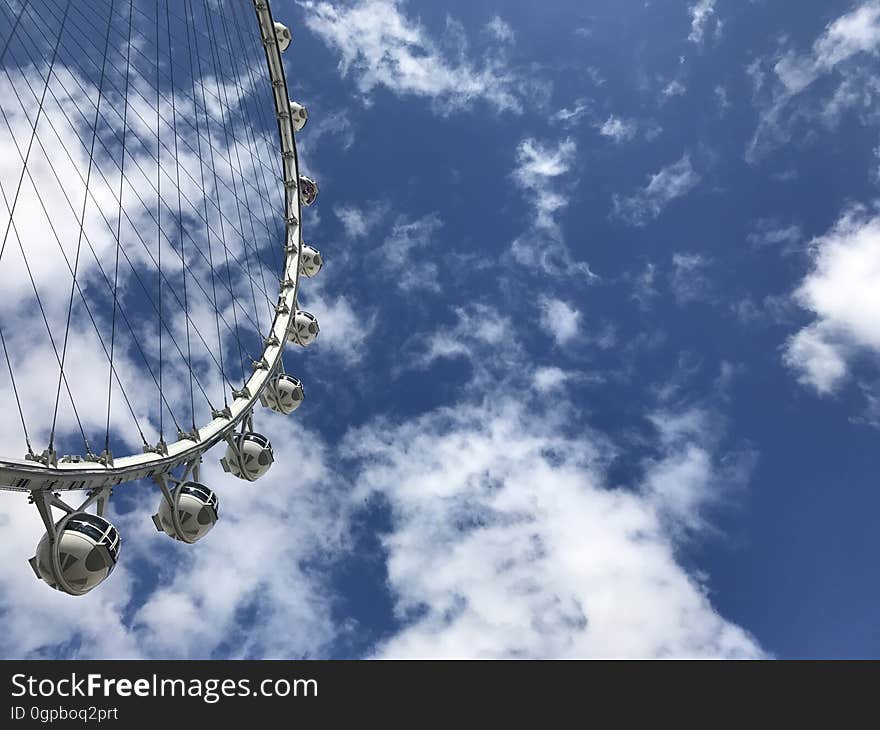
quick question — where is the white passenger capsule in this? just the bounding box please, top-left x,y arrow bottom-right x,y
29,513 -> 120,596
274,22 -> 292,52
221,432 -> 274,481
290,101 -> 308,132
152,482 -> 219,544
299,176 -> 319,206
299,244 -> 323,278
287,310 -> 319,346
260,373 -> 305,415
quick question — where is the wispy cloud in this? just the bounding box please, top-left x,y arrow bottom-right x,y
381,214 -> 444,292
612,155 -> 701,227
688,0 -> 722,46
299,0 -> 524,113
334,201 -> 388,239
670,252 -> 712,305
746,220 -> 803,249
510,137 -> 595,277
485,16 -> 515,44
551,99 -> 592,127
598,115 -> 637,143
748,0 -> 880,160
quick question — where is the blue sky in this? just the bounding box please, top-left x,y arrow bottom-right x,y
1,0 -> 880,659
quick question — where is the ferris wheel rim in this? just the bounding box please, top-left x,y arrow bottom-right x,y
0,0 -> 305,493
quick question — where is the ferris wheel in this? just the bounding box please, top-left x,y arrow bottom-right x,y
0,0 -> 324,595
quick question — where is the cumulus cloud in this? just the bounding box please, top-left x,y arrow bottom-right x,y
784,206 -> 880,394
540,297 -> 581,346
612,155 -> 700,227
344,392 -> 762,658
299,0 -> 522,113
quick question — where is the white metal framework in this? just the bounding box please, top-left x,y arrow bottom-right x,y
0,0 -> 324,594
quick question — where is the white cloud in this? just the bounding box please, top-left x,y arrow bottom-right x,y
748,1 -> 880,160
410,303 -> 518,380
299,0 -> 522,113
344,394 -> 763,658
381,214 -> 443,292
715,85 -> 731,114
540,297 -> 581,346
512,137 -> 576,230
302,289 -> 375,365
551,100 -> 592,127
688,0 -> 722,45
670,252 -> 712,305
533,366 -> 572,393
783,325 -> 849,394
661,79 -> 687,100
747,220 -> 803,248
631,261 -> 660,310
486,16 -> 515,44
613,155 -> 700,227
334,201 -> 388,239
598,115 -> 637,143
784,206 -> 880,394
510,137 -> 595,277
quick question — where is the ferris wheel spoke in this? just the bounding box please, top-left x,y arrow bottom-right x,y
30,0 -> 278,238
0,0 -> 320,596
106,0 -> 134,456
49,0 -> 115,455
219,2 -> 284,322
0,69 -> 241,425
0,323 -> 33,456
163,0 -> 197,434
0,112 -> 150,453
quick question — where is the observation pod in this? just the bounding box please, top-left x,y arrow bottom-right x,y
274,22 -> 292,52
260,373 -> 305,415
289,101 -> 308,132
152,482 -> 219,544
29,513 -> 120,596
288,310 -> 320,347
299,244 -> 323,278
299,176 -> 319,206
221,432 -> 274,481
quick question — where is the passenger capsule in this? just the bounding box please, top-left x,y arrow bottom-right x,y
260,373 -> 305,415
299,244 -> 323,278
299,176 -> 319,206
221,432 -> 274,481
29,513 -> 120,596
274,22 -> 292,52
152,482 -> 219,544
287,310 -> 319,346
290,101 -> 308,132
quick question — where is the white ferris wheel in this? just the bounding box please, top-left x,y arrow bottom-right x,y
0,0 -> 324,595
